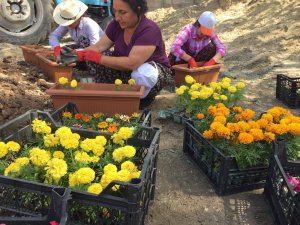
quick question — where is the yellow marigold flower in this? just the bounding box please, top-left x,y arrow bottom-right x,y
92,145 -> 105,156
6,141 -> 20,152
213,93 -> 220,100
15,157 -> 30,166
214,116 -> 227,125
58,77 -> 68,85
118,127 -> 133,140
241,109 -> 255,120
76,167 -> 95,185
117,170 -> 132,182
190,84 -> 199,91
131,112 -> 140,118
115,79 -> 122,86
60,133 -> 79,149
4,162 -> 20,177
228,86 -> 237,93
180,85 -> 188,90
233,106 -> 243,113
238,132 -> 254,144
220,95 -> 228,101
112,148 -> 125,162
53,151 -> 65,159
221,82 -> 230,89
89,156 -> 100,163
69,173 -> 78,187
45,158 -> 68,181
123,146 -> 136,158
203,130 -> 213,139
288,123 -> 300,135
175,87 -> 185,95
62,111 -> 72,118
100,171 -> 118,188
128,79 -> 135,85
80,138 -> 95,152
75,151 -> 90,163
44,134 -> 60,147
104,163 -> 118,174
236,81 -> 245,89
121,161 -> 137,173
98,121 -> 108,129
249,129 -> 264,141
55,127 -> 72,138
197,113 -> 205,120
222,77 -> 231,83
112,133 -> 124,145
29,147 -> 51,166
32,119 -> 51,134
131,171 -> 141,179
185,75 -> 195,84
269,124 -> 289,135
0,142 -> 8,158
264,132 -> 275,143
70,79 -> 77,88
87,183 -> 103,195
95,135 -> 107,146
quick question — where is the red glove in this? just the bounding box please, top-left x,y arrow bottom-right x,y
75,49 -> 103,64
53,46 -> 61,61
203,58 -> 215,67
188,57 -> 198,68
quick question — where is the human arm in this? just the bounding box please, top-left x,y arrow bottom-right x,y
86,33 -> 114,53
85,18 -> 104,45
49,26 -> 68,48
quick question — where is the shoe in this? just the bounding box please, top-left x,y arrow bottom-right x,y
139,97 -> 155,110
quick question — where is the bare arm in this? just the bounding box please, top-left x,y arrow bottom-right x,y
86,33 -> 114,53
100,45 -> 156,71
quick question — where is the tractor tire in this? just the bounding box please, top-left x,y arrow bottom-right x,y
0,0 -> 54,44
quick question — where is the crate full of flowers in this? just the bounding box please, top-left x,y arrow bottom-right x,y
184,104 -> 300,195
0,110 -> 160,225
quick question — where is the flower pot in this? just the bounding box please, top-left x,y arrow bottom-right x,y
172,63 -> 223,87
19,45 -> 52,66
36,52 -> 75,82
46,83 -> 145,115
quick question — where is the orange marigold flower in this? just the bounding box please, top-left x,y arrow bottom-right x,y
210,122 -> 224,133
288,123 -> 300,136
233,106 -> 243,113
248,120 -> 260,129
93,112 -> 102,118
75,113 -> 83,120
214,115 -> 226,124
237,121 -> 251,132
234,114 -> 243,121
264,132 -> 275,142
203,130 -> 213,139
207,106 -> 217,115
98,121 -> 108,129
249,128 -> 264,141
107,126 -> 118,133
269,124 -> 289,135
197,113 -> 205,120
82,115 -> 92,122
238,132 -> 254,144
216,103 -> 225,108
217,107 -> 230,117
257,119 -> 269,129
261,113 -> 273,123
227,123 -> 240,133
241,109 -> 255,120
62,111 -> 72,118
216,127 -> 231,139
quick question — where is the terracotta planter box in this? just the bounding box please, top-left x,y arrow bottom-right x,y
46,83 -> 145,115
36,52 -> 75,82
172,63 -> 223,87
20,45 -> 52,66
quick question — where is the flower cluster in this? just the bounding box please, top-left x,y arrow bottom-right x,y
175,76 -> 245,116
1,120 -> 143,195
61,111 -> 141,134
114,78 -> 136,91
287,174 -> 300,193
195,104 -> 300,168
58,77 -> 78,88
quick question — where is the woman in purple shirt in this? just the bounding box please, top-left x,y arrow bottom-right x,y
58,0 -> 173,108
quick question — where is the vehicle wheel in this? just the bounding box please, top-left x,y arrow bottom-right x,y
0,0 -> 54,44
100,16 -> 113,31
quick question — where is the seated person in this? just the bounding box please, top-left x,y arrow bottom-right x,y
50,0 -> 104,73
57,0 -> 173,108
168,11 -> 226,68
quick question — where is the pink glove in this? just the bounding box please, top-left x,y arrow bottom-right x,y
75,49 -> 103,64
188,57 -> 198,68
203,58 -> 215,67
53,46 -> 61,61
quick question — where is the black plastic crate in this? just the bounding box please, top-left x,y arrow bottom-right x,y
264,139 -> 300,225
183,120 -> 268,195
276,74 -> 300,108
0,110 -> 160,225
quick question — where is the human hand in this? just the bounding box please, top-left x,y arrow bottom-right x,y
188,57 -> 198,68
203,58 -> 215,67
53,46 -> 61,61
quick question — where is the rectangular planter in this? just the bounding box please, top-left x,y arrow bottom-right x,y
183,120 -> 268,195
36,52 -> 75,82
0,110 -> 160,225
172,63 -> 223,87
276,74 -> 300,108
20,44 -> 52,66
46,83 -> 145,116
264,140 -> 300,225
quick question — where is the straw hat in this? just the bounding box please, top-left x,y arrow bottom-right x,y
53,0 -> 88,26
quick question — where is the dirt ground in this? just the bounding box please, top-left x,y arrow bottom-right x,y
0,0 -> 299,224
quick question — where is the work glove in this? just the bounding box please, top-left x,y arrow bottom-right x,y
203,58 -> 215,67
82,49 -> 103,64
188,57 -> 198,68
53,46 -> 61,61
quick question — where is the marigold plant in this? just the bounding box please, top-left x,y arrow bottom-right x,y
194,104 -> 300,169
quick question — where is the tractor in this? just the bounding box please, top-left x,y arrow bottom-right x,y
0,0 -> 112,44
